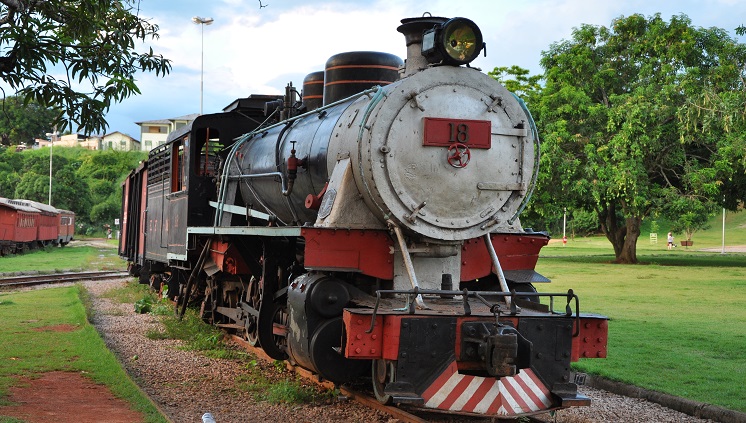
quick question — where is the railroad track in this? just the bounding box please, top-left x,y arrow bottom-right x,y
228,334 -> 553,422
0,271 -> 130,290
0,271 -> 555,422
227,335 -> 437,423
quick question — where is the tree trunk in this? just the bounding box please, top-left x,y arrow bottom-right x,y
598,202 -> 641,264
616,217 -> 641,264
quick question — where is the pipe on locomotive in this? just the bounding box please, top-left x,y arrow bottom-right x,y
387,219 -> 428,309
213,85 -> 383,227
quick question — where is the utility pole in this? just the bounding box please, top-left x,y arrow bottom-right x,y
45,127 -> 58,206
192,16 -> 214,115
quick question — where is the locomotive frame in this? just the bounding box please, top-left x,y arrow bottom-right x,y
120,15 -> 607,418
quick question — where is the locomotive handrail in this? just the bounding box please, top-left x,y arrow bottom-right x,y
507,93 -> 541,226
227,172 -> 291,191
366,288 -> 581,336
214,85 -> 383,227
356,88 -> 389,219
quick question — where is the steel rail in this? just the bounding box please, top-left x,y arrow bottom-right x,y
228,334 -> 428,423
0,271 -> 129,290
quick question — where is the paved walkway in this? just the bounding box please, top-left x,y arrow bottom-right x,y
698,245 -> 746,253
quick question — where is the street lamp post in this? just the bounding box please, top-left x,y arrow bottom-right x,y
49,140 -> 52,205
722,196 -> 726,255
562,207 -> 567,246
45,128 -> 58,206
192,16 -> 214,115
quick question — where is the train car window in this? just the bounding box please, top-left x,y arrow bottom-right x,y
148,144 -> 171,185
171,140 -> 186,192
193,127 -> 223,177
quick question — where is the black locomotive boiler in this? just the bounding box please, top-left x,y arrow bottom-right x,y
120,15 -> 607,418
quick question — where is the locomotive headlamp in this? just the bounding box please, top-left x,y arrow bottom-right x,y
422,17 -> 484,66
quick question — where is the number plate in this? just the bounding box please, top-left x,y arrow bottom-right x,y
423,118 -> 491,149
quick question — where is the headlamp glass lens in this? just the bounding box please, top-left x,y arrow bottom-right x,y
444,24 -> 478,62
420,17 -> 483,66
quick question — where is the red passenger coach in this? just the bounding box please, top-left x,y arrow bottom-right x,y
57,209 -> 75,245
11,199 -> 59,245
0,197 -> 75,254
0,197 -> 39,255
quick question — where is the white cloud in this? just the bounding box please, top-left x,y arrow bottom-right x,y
62,0 -> 746,136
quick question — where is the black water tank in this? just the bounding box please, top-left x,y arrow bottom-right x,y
323,51 -> 403,105
302,71 -> 324,111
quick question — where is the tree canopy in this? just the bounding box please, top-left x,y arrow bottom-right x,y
0,147 -> 146,232
531,13 -> 746,263
0,0 -> 171,135
0,96 -> 59,145
488,65 -> 542,103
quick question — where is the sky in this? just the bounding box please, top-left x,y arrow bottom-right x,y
76,0 -> 746,138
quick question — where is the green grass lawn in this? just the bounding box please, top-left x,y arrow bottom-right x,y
0,285 -> 166,422
1,214 -> 744,413
0,239 -> 124,275
537,210 -> 746,412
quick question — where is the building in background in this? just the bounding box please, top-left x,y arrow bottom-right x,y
33,131 -> 139,151
136,113 -> 198,151
101,132 -> 140,151
56,133 -> 87,147
80,135 -> 102,150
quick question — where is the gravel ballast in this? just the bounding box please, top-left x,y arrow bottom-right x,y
84,278 -> 722,423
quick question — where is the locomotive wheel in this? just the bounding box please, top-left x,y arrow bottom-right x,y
174,275 -> 200,316
244,318 -> 260,347
200,279 -> 219,324
479,275 -> 540,304
244,277 -> 261,346
149,274 -> 163,293
372,359 -> 396,404
510,282 -> 539,303
164,272 -> 180,301
138,262 -> 151,285
257,301 -> 288,360
309,317 -> 370,383
127,262 -> 141,277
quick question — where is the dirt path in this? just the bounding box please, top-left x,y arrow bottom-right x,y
1,372 -> 145,423
0,323 -> 146,423
698,245 -> 746,253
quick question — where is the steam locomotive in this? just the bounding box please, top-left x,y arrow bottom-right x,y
120,15 -> 607,418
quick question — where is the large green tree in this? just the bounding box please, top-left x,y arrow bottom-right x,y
488,65 -> 543,103
0,96 -> 59,145
0,0 -> 171,135
536,13 -> 745,263
12,151 -> 92,216
0,147 -> 145,230
677,24 -> 746,212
